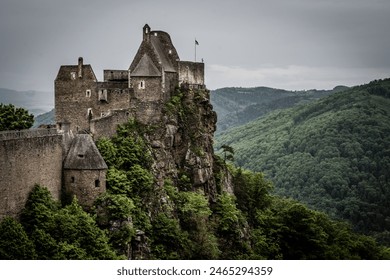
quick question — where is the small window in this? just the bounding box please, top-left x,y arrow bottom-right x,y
87,108 -> 93,119
70,72 -> 76,80
78,154 -> 84,158
98,89 -> 108,101
95,179 -> 100,188
169,49 -> 172,54
154,32 -> 157,36
86,89 -> 91,98
138,80 -> 145,89
71,176 -> 75,183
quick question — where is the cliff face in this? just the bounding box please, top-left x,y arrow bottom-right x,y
94,85 -> 239,259
145,87 -> 218,199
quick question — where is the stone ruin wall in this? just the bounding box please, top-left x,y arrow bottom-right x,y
0,129 -> 64,218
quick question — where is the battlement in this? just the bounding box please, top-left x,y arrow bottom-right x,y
0,128 -> 60,141
103,70 -> 129,82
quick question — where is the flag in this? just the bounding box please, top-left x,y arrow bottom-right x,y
195,39 -> 199,45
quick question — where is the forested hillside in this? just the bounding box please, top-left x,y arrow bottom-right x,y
215,79 -> 390,243
210,86 -> 346,133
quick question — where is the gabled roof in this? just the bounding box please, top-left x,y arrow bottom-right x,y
131,53 -> 161,77
55,65 -> 97,82
150,34 -> 176,73
64,134 -> 107,170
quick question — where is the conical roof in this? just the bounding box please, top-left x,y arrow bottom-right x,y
64,134 -> 107,170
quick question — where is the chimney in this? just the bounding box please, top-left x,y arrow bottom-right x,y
143,24 -> 151,42
78,57 -> 83,78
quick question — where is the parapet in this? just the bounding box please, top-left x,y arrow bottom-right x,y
0,128 -> 60,141
103,70 -> 129,82
178,61 -> 204,87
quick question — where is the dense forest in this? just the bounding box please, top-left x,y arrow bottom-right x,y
210,86 -> 347,134
1,95 -> 390,259
215,79 -> 390,243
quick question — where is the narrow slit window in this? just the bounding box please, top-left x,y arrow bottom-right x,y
138,80 -> 145,89
95,179 -> 100,188
71,176 -> 75,183
86,89 -> 91,98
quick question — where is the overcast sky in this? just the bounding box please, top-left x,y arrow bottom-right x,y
0,0 -> 389,93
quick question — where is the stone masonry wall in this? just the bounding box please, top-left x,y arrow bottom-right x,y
178,61 -> 204,86
90,109 -> 133,140
63,169 -> 106,209
0,132 -> 64,218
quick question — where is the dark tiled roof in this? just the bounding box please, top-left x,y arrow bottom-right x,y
64,134 -> 107,170
150,34 -> 176,72
55,65 -> 97,81
131,53 -> 161,77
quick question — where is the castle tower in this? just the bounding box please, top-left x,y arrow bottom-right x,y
63,134 -> 107,208
55,57 -> 98,133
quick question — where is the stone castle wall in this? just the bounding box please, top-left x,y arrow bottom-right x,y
63,169 -> 106,209
55,65 -> 98,132
90,109 -> 133,140
178,61 -> 204,86
0,129 -> 64,218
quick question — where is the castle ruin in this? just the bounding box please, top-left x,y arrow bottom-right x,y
0,24 -> 205,218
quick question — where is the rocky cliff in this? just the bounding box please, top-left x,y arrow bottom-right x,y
148,87 -> 218,198
95,86 -> 234,259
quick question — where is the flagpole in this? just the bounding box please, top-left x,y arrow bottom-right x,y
195,38 -> 197,62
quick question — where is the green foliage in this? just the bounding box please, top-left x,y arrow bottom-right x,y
18,185 -> 119,259
0,217 -> 36,259
0,103 -> 34,131
151,213 -> 191,259
216,78 -> 390,238
221,144 -> 234,162
94,193 -> 135,255
233,168 -> 272,225
96,137 -> 118,167
253,197 -> 388,259
97,120 -> 152,170
213,192 -> 252,259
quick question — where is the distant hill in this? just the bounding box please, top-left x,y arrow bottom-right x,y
0,88 -> 53,116
210,86 -> 348,134
215,78 -> 390,242
32,109 -> 55,128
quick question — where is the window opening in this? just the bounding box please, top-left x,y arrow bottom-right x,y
98,89 -> 108,101
138,80 -> 145,89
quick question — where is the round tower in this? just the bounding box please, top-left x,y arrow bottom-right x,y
63,134 -> 107,208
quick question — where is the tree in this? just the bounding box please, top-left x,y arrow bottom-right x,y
221,144 -> 234,162
20,185 -> 119,259
0,217 -> 36,259
0,103 -> 34,131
